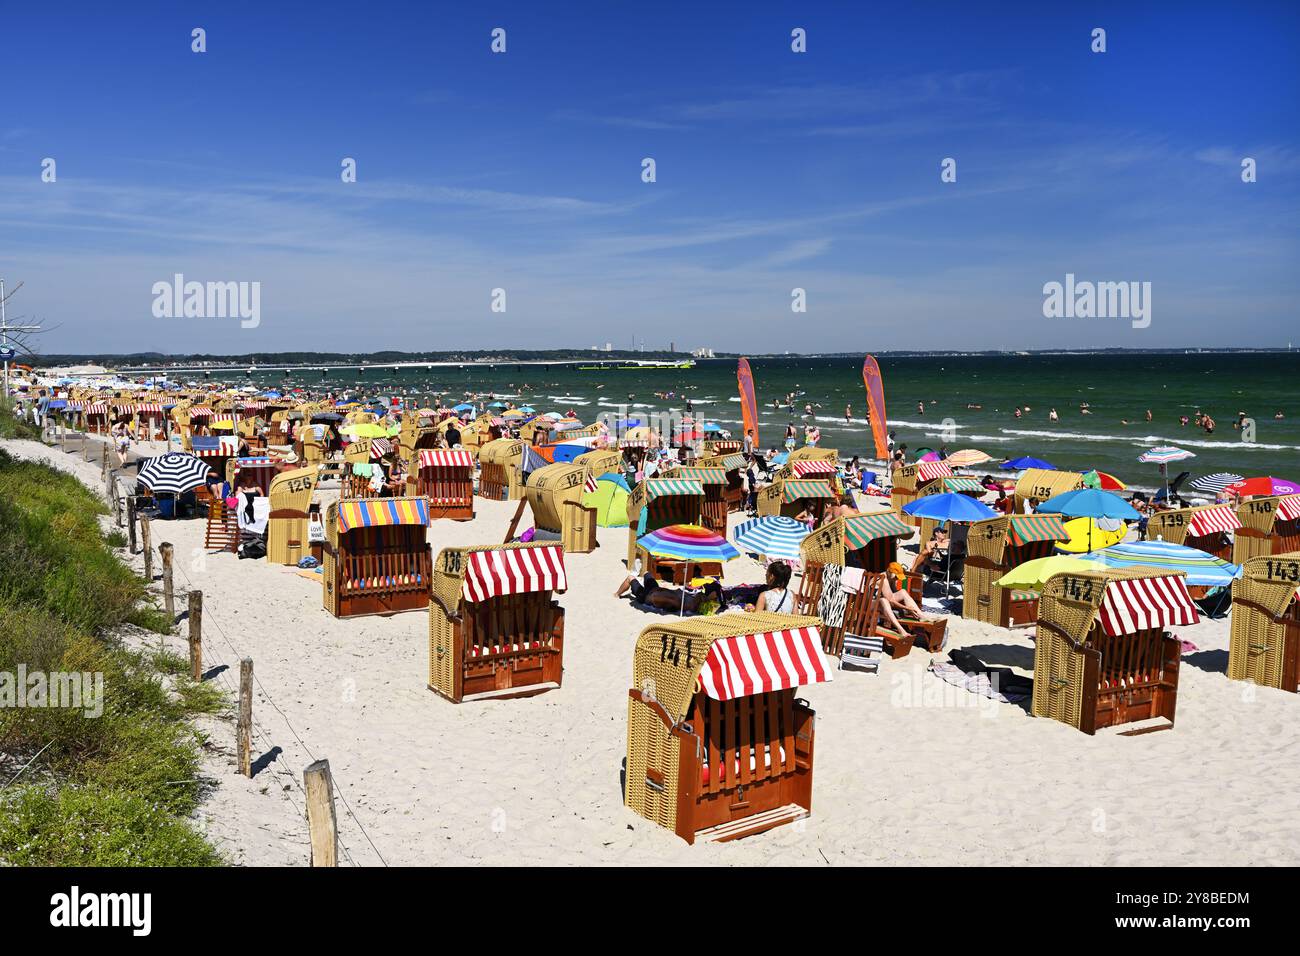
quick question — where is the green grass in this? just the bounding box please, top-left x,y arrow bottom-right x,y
0,447 -> 225,866
0,398 -> 41,440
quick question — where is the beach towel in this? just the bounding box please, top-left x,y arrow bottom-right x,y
237,494 -> 270,535
818,563 -> 848,628
931,649 -> 1033,703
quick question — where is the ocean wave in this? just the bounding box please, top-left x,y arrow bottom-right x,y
886,419 -> 965,430
999,428 -> 1299,451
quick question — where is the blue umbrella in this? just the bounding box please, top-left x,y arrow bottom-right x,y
453,403 -> 474,412
702,423 -> 723,433
1001,456 -> 1056,471
547,443 -> 588,463
1089,540 -> 1241,588
902,492 -> 997,523
1037,488 -> 1140,521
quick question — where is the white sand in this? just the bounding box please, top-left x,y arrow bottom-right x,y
5,436 -> 1298,866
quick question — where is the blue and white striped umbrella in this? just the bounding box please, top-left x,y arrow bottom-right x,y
733,516 -> 811,561
136,452 -> 213,495
1189,472 -> 1244,493
1138,445 -> 1196,464
1089,540 -> 1241,588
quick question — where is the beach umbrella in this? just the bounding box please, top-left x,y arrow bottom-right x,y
340,422 -> 387,439
1037,488 -> 1140,521
1223,476 -> 1300,498
638,524 -> 740,563
518,405 -> 537,414
1056,517 -> 1129,553
137,452 -> 212,496
502,409 -> 528,420
918,450 -> 942,462
1138,445 -> 1195,498
1090,540 -> 1242,588
1081,470 -> 1126,491
733,516 -> 811,562
1037,488 -> 1139,553
1138,445 -> 1195,465
1000,456 -> 1055,471
488,401 -> 508,409
453,403 -> 474,413
945,449 -> 994,467
1189,472 -> 1244,494
544,412 -> 564,420
702,423 -> 723,433
902,493 -> 997,596
901,492 -> 997,524
995,554 -> 1102,591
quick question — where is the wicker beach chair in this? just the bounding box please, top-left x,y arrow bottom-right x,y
321,497 -> 432,618
1228,552 -> 1300,693
266,466 -> 317,566
522,463 -> 599,552
406,448 -> 475,521
428,542 -> 566,703
1014,468 -> 1084,515
625,612 -> 830,844
1232,495 -> 1300,564
626,476 -> 706,573
477,438 -> 526,501
964,514 -> 1069,628
1032,567 -> 1198,735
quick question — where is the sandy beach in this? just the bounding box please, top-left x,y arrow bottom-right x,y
3,434 -> 1296,867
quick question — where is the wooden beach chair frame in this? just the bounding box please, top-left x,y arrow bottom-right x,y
407,448 -> 475,521
963,514 -> 1070,628
1228,552 -> 1300,693
1232,495 -> 1300,565
625,612 -> 827,844
428,542 -> 566,703
321,497 -> 432,618
668,465 -> 730,535
1032,568 -> 1194,735
522,463 -> 598,552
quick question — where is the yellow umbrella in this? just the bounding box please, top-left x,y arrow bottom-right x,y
1056,516 -> 1128,553
995,554 -> 1102,590
210,418 -> 235,430
340,422 -> 388,438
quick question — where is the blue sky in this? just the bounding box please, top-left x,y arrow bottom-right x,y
3,1 -> 1298,353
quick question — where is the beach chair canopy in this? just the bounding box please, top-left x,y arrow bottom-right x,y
790,459 -> 837,477
695,623 -> 832,702
781,480 -> 836,503
1095,575 -> 1199,637
337,497 -> 429,532
417,449 -> 474,469
843,512 -> 914,548
461,544 -> 567,602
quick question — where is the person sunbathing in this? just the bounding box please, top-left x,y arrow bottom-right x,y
615,573 -> 723,614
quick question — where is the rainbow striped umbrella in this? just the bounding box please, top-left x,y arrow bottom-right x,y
637,524 -> 740,563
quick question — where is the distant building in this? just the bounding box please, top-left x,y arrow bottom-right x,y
691,347 -> 715,358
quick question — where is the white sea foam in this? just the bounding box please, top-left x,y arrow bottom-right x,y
999,428 -> 1298,451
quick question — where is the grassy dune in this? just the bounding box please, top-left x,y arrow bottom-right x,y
0,442 -> 223,866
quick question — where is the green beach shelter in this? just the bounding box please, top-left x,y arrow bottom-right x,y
583,473 -> 631,527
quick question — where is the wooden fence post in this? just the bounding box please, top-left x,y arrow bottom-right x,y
141,517 -> 153,582
237,658 -> 253,777
160,543 -> 174,618
126,497 -> 138,554
188,590 -> 203,681
101,443 -> 108,479
303,759 -> 339,867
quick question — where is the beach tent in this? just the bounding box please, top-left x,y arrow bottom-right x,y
583,474 -> 630,527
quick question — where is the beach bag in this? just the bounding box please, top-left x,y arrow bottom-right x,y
307,515 -> 325,544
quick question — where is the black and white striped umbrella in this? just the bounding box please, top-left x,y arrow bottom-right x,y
136,452 -> 213,495
1189,472 -> 1244,494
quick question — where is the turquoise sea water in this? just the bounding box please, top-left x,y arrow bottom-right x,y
240,353 -> 1300,489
